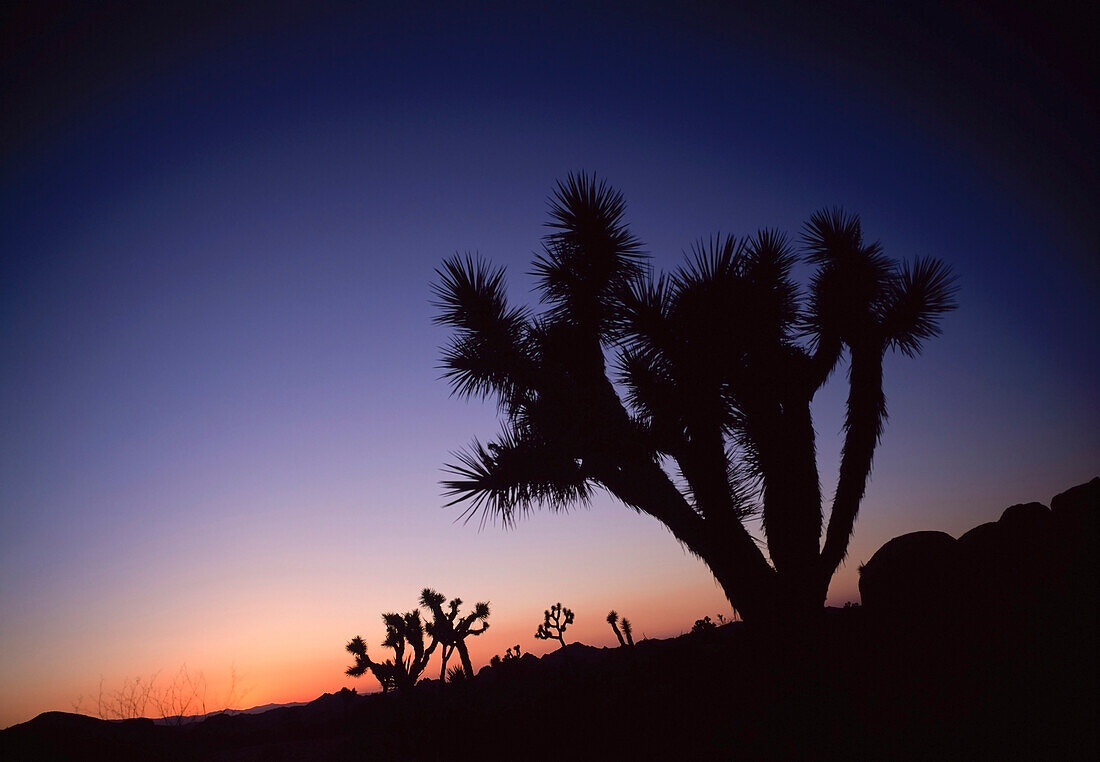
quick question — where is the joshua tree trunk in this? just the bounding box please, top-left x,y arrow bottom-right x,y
599,458 -> 779,623
611,624 -> 626,646
439,644 -> 454,682
456,641 -> 474,679
607,612 -> 627,646
820,343 -> 886,587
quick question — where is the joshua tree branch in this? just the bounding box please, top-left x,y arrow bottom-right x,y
820,342 -> 886,580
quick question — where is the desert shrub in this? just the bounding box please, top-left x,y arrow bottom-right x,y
72,665 -> 246,723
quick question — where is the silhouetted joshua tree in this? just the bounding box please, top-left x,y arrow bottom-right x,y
607,610 -> 635,647
535,602 -> 574,647
434,173 -> 956,629
346,610 -> 437,692
420,588 -> 491,681
620,616 -> 635,646
607,611 -> 642,646
490,645 -> 522,669
607,611 -> 626,646
692,616 -> 717,635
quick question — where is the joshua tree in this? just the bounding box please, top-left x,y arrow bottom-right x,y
608,610 -> 635,647
346,610 -> 437,692
535,602 -> 574,647
490,645 -> 522,669
620,616 -> 635,646
607,610 -> 626,646
692,616 -> 717,635
434,173 -> 956,629
419,588 -> 491,681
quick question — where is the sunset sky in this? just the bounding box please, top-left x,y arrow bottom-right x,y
2,1 -> 1096,727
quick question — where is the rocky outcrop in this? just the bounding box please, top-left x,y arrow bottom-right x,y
860,477 -> 1098,634
857,531 -> 959,621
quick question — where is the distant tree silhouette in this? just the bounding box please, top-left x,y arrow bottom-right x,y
607,610 -> 635,647
419,588 -> 491,681
490,645 -> 522,669
620,616 -> 635,646
346,610 -> 437,692
692,616 -> 717,634
434,173 -> 956,628
535,602 -> 574,647
607,611 -> 626,646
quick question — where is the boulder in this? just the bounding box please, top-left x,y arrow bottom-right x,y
858,530 -> 959,620
1050,476 -> 1099,516
1050,476 -> 1099,543
1049,477 -> 1099,625
998,500 -> 1050,530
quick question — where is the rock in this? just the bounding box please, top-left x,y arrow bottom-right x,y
1050,476 -> 1099,539
1049,477 -> 1099,626
864,479 -> 1099,642
858,530 -> 959,621
998,501 -> 1050,529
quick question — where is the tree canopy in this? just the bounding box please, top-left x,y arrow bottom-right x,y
434,173 -> 956,625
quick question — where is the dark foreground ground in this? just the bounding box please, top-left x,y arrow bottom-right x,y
4,478 -> 1096,760
2,608 -> 1095,761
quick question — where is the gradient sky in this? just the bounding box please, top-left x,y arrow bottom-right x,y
2,1 -> 1096,727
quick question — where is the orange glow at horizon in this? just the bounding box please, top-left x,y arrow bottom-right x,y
57,576 -> 860,719
1,522 -> 868,730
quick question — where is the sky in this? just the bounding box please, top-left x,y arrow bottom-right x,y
1,1 -> 1096,727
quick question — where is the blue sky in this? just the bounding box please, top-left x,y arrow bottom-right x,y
1,1 -> 1096,726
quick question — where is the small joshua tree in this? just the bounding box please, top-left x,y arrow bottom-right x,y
620,616 -> 635,647
420,588 -> 491,681
609,610 -> 636,647
691,616 -> 718,640
346,610 -> 438,692
535,602 -> 574,648
491,645 -> 523,670
607,610 -> 626,646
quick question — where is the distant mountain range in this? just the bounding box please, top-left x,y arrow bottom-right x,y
150,701 -> 309,726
